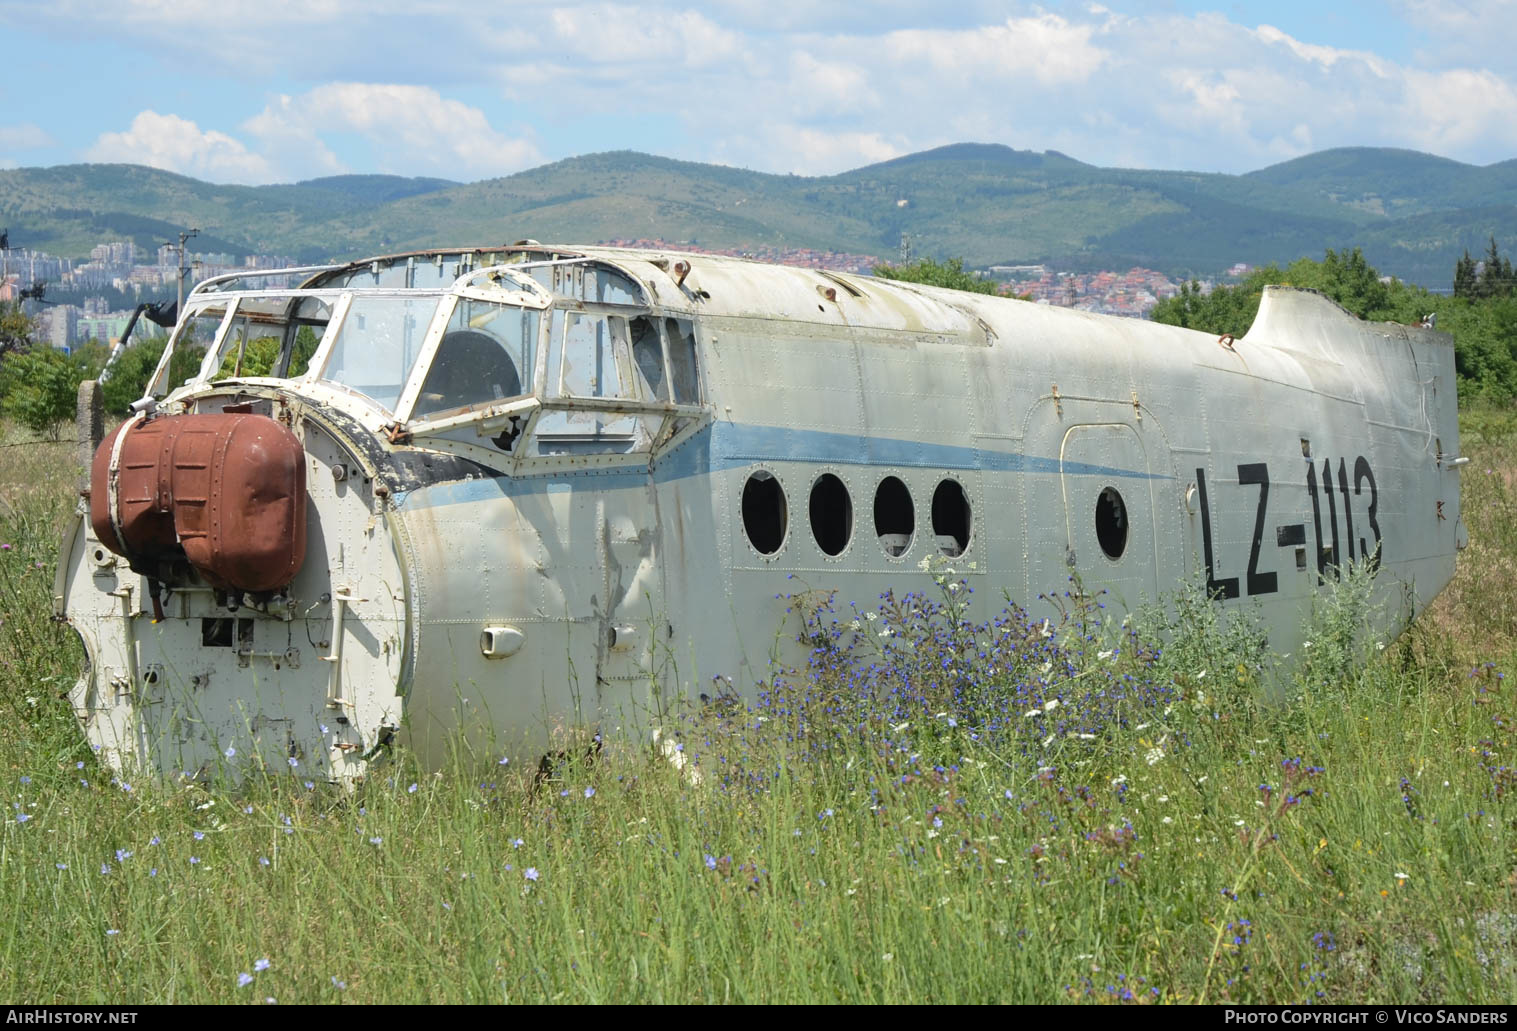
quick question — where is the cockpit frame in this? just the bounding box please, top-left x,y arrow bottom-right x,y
148,251 -> 710,476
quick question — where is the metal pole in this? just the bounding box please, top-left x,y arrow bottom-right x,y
173,228 -> 199,313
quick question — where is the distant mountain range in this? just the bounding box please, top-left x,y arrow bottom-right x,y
3,144 -> 1515,289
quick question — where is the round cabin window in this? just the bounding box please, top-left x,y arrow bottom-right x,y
1096,486 -> 1128,560
741,470 -> 787,555
931,478 -> 971,557
873,476 -> 914,557
809,472 -> 853,557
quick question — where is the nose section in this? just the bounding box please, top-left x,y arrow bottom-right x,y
65,405 -> 409,785
90,412 -> 307,596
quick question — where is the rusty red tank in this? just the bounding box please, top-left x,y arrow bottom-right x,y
90,413 -> 307,593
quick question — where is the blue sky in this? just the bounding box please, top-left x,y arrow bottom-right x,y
0,1 -> 1513,184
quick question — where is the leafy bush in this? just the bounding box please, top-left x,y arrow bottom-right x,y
100,338 -> 205,415
0,347 -> 95,440
872,256 -> 1000,295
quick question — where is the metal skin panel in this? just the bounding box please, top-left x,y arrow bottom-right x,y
1059,423 -> 1161,612
60,410 -> 406,780
58,247 -> 1466,784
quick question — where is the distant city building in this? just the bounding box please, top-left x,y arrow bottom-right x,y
994,266 -> 1183,317
77,311 -> 136,346
46,305 -> 79,350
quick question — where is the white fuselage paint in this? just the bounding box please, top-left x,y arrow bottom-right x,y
56,248 -> 1465,783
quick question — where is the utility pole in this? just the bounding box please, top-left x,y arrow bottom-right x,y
165,228 -> 200,312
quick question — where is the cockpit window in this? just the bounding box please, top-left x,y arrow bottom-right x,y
666,317 -> 700,403
629,316 -> 666,401
560,311 -> 629,399
413,300 -> 538,418
319,296 -> 436,413
209,295 -> 333,381
148,304 -> 228,396
526,263 -> 644,306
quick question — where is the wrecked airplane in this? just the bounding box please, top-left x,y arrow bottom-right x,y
55,245 -> 1467,783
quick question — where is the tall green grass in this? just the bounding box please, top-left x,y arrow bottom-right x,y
2,416 -> 1517,1003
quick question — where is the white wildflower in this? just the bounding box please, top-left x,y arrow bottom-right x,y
1145,747 -> 1165,766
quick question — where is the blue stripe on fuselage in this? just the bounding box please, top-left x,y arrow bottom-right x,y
397,421 -> 1170,509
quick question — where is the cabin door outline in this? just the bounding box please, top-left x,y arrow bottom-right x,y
594,487 -> 666,710
1058,423 -> 1161,608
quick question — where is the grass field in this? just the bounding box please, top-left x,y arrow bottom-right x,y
3,414 -> 1517,1004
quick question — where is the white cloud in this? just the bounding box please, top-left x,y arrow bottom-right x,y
1400,67 -> 1517,154
718,126 -> 906,175
1254,24 -> 1390,75
787,53 -> 878,117
0,124 -> 54,151
244,84 -> 540,180
882,13 -> 1109,87
548,5 -> 743,69
85,112 -> 275,183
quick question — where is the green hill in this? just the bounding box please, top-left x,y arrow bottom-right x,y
2,145 -> 1514,289
1248,146 -> 1517,217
